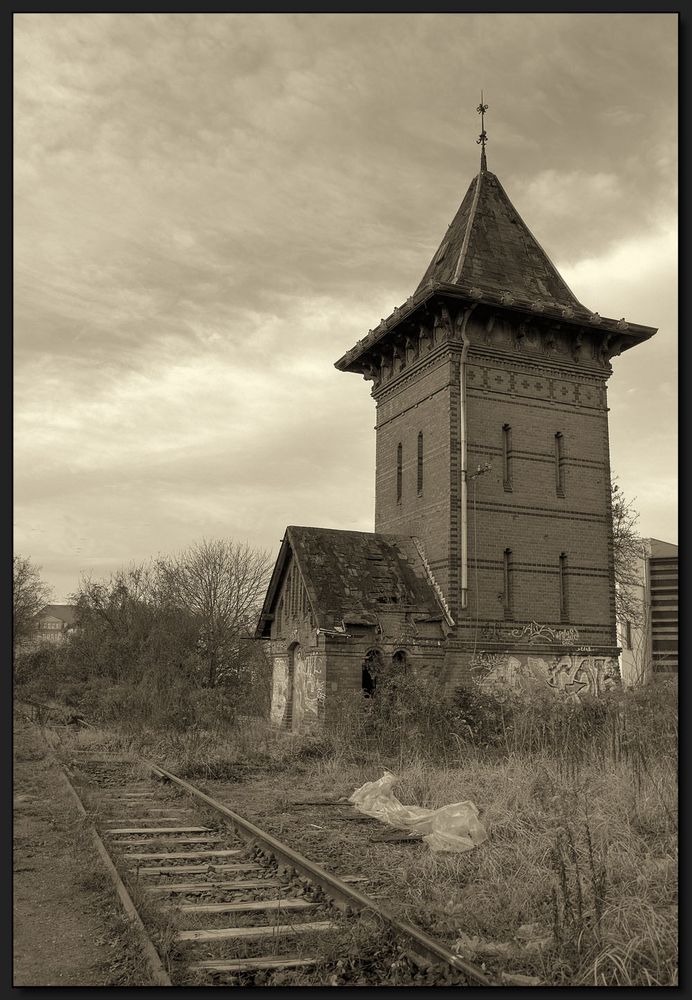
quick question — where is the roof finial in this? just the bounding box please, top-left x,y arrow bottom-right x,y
476,91 -> 488,172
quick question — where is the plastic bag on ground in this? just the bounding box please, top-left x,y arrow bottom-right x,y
349,771 -> 487,853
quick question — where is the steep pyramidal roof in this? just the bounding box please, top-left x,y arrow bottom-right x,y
335,159 -> 657,374
415,168 -> 589,317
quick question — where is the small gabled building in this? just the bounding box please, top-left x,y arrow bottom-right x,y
255,527 -> 451,730
257,108 -> 657,728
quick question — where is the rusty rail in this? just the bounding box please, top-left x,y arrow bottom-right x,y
37,728 -> 172,985
146,761 -> 491,986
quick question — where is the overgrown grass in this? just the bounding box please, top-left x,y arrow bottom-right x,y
16,668 -> 677,986
304,746 -> 677,986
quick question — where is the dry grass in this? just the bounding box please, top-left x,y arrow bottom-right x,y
306,750 -> 677,986
25,677 -> 677,987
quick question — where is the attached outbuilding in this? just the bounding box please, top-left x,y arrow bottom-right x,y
255,526 -> 451,730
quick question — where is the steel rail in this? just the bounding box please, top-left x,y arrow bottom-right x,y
146,761 -> 491,986
39,732 -> 172,986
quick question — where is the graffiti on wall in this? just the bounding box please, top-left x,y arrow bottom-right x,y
471,651 -> 620,701
270,656 -> 289,726
538,655 -> 619,698
271,646 -> 326,731
509,622 -> 580,645
294,649 -> 326,729
479,620 -> 580,645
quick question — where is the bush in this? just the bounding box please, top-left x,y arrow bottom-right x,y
450,685 -> 507,749
14,642 -> 73,694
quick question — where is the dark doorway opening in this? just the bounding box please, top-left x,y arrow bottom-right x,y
362,648 -> 384,696
392,649 -> 408,671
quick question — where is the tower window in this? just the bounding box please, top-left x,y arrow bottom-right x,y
503,548 -> 513,620
559,552 -> 568,621
502,424 -> 512,491
417,432 -> 423,495
396,443 -> 403,502
555,432 -> 565,496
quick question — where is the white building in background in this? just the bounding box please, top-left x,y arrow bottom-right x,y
618,539 -> 678,686
27,604 -> 78,648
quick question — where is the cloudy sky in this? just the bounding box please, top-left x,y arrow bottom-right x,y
14,13 -> 677,602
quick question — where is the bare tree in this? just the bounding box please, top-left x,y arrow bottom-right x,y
71,562 -> 201,684
611,476 -> 645,627
13,555 -> 52,656
161,539 -> 272,688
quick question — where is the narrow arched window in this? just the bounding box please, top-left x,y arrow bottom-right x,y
503,548 -> 513,620
559,552 -> 568,621
396,443 -> 403,502
502,424 -> 512,491
555,432 -> 565,496
417,432 -> 423,495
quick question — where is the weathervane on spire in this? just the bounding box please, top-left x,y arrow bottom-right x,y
476,91 -> 488,171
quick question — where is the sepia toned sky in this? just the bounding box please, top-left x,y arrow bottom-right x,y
14,13 -> 677,602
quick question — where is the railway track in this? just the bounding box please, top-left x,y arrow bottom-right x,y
40,736 -> 493,986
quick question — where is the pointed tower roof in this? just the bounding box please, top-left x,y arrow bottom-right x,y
335,146 -> 656,375
415,168 -> 588,316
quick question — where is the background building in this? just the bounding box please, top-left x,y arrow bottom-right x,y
619,539 -> 678,686
26,605 -> 78,649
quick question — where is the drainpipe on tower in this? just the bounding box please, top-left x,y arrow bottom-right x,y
458,303 -> 477,611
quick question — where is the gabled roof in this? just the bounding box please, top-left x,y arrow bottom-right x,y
37,604 -> 78,625
415,169 -> 589,317
255,527 -> 449,638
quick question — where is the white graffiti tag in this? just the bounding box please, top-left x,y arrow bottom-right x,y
509,621 -> 580,645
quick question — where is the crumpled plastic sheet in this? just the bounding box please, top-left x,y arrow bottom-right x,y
349,770 -> 488,853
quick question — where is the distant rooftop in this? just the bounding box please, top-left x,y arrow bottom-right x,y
37,604 -> 78,625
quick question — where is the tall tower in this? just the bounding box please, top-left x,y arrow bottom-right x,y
335,107 -> 656,689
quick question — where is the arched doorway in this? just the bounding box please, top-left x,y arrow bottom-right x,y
392,649 -> 408,672
362,648 -> 384,697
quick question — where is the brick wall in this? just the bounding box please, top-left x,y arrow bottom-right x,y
460,340 -> 616,648
369,309 -> 619,687
374,348 -> 460,615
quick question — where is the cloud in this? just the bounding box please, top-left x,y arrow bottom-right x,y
13,13 -> 678,598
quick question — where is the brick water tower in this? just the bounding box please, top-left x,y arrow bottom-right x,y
335,101 -> 656,695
